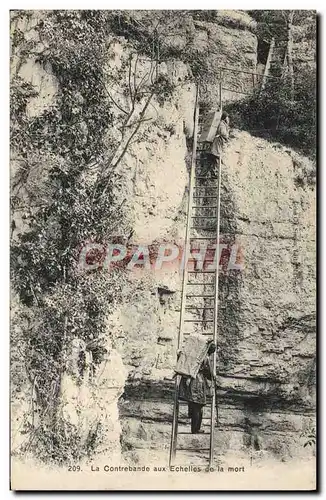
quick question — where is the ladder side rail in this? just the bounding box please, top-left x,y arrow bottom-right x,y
177,83 -> 200,350
219,76 -> 222,110
169,375 -> 180,467
260,37 -> 275,93
169,84 -> 200,468
281,43 -> 288,79
209,155 -> 222,468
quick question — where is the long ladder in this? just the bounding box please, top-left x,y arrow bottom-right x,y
169,84 -> 222,469
261,37 -> 288,92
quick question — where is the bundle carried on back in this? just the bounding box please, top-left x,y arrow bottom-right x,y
198,108 -> 222,143
174,334 -> 209,379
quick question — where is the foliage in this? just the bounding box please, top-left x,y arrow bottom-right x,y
301,427 -> 316,448
249,10 -> 316,41
10,10 -> 131,463
225,10 -> 316,159
106,10 -> 216,84
249,10 -> 288,41
226,65 -> 316,159
190,9 -> 256,32
11,8 -> 191,463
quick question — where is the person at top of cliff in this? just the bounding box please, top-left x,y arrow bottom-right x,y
177,340 -> 216,434
199,111 -> 230,177
210,111 -> 230,159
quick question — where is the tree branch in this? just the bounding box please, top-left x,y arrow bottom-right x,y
103,84 -> 128,115
99,90 -> 155,200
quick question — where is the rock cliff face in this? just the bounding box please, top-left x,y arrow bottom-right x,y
11,10 -> 315,466
114,129 -> 315,464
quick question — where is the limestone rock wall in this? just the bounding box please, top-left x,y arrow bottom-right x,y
116,130 -> 315,463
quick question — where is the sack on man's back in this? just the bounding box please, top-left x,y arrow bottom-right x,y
175,334 -> 209,378
198,109 -> 222,143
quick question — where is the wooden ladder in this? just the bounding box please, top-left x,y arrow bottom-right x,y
169,84 -> 222,469
261,37 -> 288,92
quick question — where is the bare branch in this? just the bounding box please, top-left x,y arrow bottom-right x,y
103,85 -> 128,115
99,90 -> 155,200
135,69 -> 150,96
113,90 -> 155,170
128,55 -> 134,106
133,52 -> 139,96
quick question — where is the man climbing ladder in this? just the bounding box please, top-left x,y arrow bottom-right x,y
210,111 -> 230,169
176,338 -> 216,434
169,82 -> 225,469
198,107 -> 230,176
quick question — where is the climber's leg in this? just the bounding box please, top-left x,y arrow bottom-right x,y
200,151 -> 209,177
212,154 -> 220,177
191,403 -> 204,433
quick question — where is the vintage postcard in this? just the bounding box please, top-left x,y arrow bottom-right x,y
10,9 -> 317,491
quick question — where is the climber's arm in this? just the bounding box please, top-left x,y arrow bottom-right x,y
219,121 -> 229,141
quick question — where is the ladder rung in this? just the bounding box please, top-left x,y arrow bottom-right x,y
194,180 -> 217,184
177,432 -> 210,435
185,307 -> 214,309
187,263 -> 215,267
184,320 -> 214,323
188,271 -> 215,273
193,196 -> 217,199
183,332 -> 214,336
192,206 -> 217,209
183,332 -> 214,337
186,283 -> 214,286
186,294 -> 215,298
194,185 -> 217,188
195,179 -> 217,183
190,237 -> 217,240
176,450 -> 210,453
191,224 -> 216,227
176,307 -> 214,312
191,216 -> 217,219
